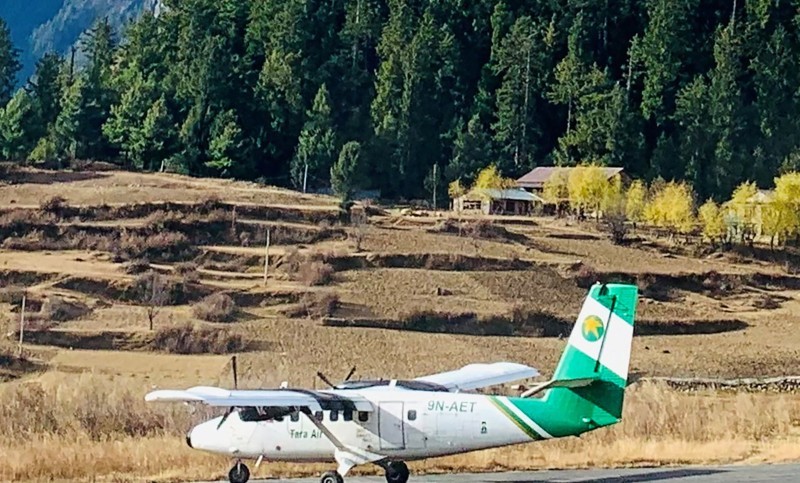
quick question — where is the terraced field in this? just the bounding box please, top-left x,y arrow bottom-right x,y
1,166 -> 800,480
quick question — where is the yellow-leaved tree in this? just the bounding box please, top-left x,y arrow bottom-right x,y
625,180 -> 647,224
473,165 -> 517,190
567,163 -> 611,219
726,181 -> 759,245
542,169 -> 569,204
770,171 -> 800,247
644,181 -> 696,237
698,199 -> 726,245
448,179 -> 466,200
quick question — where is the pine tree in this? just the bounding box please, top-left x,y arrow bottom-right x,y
28,53 -> 65,141
492,16 -> 555,173
0,89 -> 35,160
707,25 -> 747,199
0,19 -> 20,108
331,141 -> 363,201
448,113 -> 494,184
81,19 -> 118,160
292,84 -> 337,191
207,109 -> 245,177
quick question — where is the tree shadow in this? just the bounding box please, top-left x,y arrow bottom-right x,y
5,169 -> 110,185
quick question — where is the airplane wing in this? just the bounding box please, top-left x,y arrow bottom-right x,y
144,386 -> 374,412
414,362 -> 539,391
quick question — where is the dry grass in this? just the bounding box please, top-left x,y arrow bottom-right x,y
151,323 -> 245,354
192,293 -> 237,322
0,380 -> 796,481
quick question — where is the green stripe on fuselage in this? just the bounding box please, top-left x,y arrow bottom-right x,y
488,396 -> 544,441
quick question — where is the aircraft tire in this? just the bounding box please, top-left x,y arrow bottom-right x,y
228,462 -> 250,483
320,470 -> 344,483
385,461 -> 410,483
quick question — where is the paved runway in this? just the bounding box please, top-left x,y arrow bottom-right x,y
219,464 -> 800,482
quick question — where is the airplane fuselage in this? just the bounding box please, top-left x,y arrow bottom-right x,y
188,386 -> 554,462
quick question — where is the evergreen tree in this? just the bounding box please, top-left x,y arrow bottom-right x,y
80,19 -> 118,160
331,141 -> 362,201
0,19 -> 20,108
291,84 -> 337,191
0,89 -> 36,160
492,16 -> 555,173
28,53 -> 65,141
448,113 -> 494,184
207,109 -> 245,177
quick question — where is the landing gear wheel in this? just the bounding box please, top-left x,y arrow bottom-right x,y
385,461 -> 410,483
228,462 -> 250,483
320,470 -> 344,483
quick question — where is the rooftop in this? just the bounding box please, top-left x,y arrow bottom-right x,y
459,188 -> 544,202
517,166 -> 624,188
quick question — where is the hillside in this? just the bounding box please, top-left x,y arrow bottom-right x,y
0,0 -> 158,82
0,166 -> 798,480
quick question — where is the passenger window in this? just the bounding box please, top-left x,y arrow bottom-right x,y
329,410 -> 339,422
343,409 -> 353,421
314,411 -> 323,421
290,412 -> 300,422
358,412 -> 369,422
407,410 -> 417,421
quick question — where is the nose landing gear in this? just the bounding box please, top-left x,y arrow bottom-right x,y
228,460 -> 250,483
320,470 -> 344,483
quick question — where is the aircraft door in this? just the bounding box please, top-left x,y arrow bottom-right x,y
403,402 -> 426,449
378,401 -> 405,450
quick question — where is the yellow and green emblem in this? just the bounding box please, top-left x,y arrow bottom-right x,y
582,315 -> 604,342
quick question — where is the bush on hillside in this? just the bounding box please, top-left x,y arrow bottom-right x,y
192,293 -> 237,322
151,323 -> 245,354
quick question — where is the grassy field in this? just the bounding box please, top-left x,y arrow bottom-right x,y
1,166 -> 800,480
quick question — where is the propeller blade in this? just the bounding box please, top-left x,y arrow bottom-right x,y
232,355 -> 238,389
217,408 -> 233,429
316,371 -> 335,389
344,365 -> 357,382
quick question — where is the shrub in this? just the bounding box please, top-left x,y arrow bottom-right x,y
124,258 -> 151,274
151,323 -> 245,354
174,262 -> 200,283
298,261 -> 335,286
39,296 -> 91,322
40,196 -> 68,216
287,292 -> 340,319
192,293 -> 237,322
114,232 -> 194,262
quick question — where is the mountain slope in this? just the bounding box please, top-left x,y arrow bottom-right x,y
0,0 -> 159,83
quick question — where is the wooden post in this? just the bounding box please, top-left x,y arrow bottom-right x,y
17,293 -> 26,358
263,228 -> 271,286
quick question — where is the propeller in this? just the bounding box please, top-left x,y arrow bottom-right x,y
217,355 -> 239,429
317,366 -> 357,389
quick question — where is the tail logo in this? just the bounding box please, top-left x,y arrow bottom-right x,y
582,315 -> 605,342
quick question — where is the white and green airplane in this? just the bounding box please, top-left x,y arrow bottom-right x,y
146,282 -> 638,483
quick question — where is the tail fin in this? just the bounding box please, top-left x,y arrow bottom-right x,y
545,282 -> 638,428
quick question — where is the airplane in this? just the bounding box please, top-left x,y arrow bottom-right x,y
145,282 -> 638,483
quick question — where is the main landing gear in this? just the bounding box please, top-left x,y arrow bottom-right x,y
384,461 -> 410,483
317,461 -> 409,483
228,460 -> 250,483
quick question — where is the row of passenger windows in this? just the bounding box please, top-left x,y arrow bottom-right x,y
279,410 -> 417,422
275,410 -> 371,423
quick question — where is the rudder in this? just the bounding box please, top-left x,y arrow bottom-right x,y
547,282 -> 638,427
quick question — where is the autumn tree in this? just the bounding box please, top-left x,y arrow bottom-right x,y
644,181 -> 696,238
698,199 -> 726,246
472,164 -> 516,190
625,180 -> 647,225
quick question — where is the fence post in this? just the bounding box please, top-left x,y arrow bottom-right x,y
17,293 -> 26,358
263,228 -> 271,286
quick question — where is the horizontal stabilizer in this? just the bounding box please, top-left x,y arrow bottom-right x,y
415,362 -> 539,392
520,376 -> 599,398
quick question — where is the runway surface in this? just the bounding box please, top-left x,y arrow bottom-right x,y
211,464 -> 799,482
